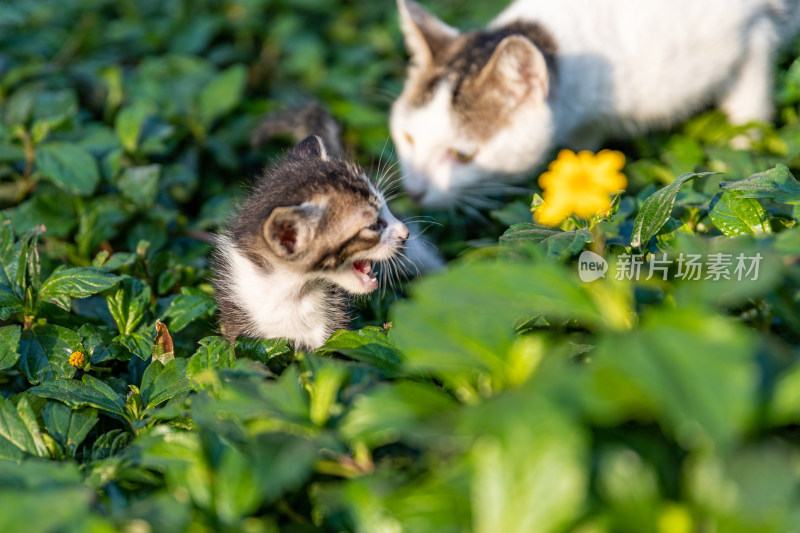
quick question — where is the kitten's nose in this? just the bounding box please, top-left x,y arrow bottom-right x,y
394,223 -> 410,243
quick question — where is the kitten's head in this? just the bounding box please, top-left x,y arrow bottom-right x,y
391,0 -> 556,207
230,135 -> 408,294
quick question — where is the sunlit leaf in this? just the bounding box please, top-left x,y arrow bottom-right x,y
709,191 -> 771,236
631,172 -> 714,248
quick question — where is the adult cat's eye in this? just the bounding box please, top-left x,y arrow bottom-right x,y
449,148 -> 476,164
404,132 -> 414,146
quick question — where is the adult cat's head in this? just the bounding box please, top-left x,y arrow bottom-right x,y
390,0 -> 557,207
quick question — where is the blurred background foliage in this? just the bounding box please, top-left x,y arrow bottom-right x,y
1,0 -> 800,532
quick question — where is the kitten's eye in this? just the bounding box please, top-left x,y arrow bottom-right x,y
367,218 -> 387,232
448,148 -> 476,164
404,133 -> 414,146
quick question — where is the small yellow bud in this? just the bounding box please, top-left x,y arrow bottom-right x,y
69,351 -> 86,368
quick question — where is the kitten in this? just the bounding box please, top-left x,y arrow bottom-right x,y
390,0 -> 800,207
213,135 -> 409,351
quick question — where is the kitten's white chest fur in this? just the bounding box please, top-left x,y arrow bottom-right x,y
222,237 -> 333,349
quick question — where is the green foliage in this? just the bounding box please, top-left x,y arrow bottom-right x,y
0,1 -> 799,531
630,171 -> 711,248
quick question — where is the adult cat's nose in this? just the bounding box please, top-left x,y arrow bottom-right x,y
407,189 -> 425,203
403,169 -> 429,203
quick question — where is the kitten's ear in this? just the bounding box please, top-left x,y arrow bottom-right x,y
397,0 -> 458,71
263,204 -> 322,258
290,135 -> 329,161
475,35 -> 549,104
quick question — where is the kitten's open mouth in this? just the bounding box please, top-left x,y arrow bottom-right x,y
352,259 -> 378,290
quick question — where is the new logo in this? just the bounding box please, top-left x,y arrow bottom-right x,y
578,251 -> 608,282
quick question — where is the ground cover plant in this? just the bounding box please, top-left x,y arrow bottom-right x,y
1,0 -> 800,531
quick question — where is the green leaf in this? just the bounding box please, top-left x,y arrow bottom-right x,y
188,336 -> 235,378
778,58 -> 800,106
669,233 -> 782,307
78,324 -> 127,364
0,214 -> 15,290
93,251 -> 137,272
198,64 -> 247,126
341,381 -> 456,446
464,394 -> 587,533
76,196 -> 129,258
0,286 -> 23,321
709,190 -> 771,236
39,266 -> 123,310
0,396 -> 49,457
117,164 -> 160,209
11,192 -> 77,239
90,428 -> 133,460
0,216 -> 42,303
0,464 -> 92,531
720,164 -> 800,205
308,364 -> 346,426
35,142 -> 100,196
588,308 -> 756,449
0,142 -> 24,163
3,84 -> 37,126
318,327 -> 402,375
499,223 -> 561,244
234,337 -> 291,364
31,89 -> 78,140
140,358 -> 191,410
17,324 -> 80,384
767,363 -> 800,426
162,293 -> 217,332
0,325 -> 22,371
391,259 -> 625,389
501,224 -> 592,260
107,277 -> 151,334
31,89 -> 78,125
654,217 -> 690,248
594,447 -> 660,530
42,402 -> 98,456
0,435 -> 24,461
29,375 -> 127,420
631,172 -> 713,249
115,101 -> 154,153
116,329 -> 156,361
685,444 -> 799,530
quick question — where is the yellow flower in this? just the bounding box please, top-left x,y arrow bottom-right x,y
534,149 -> 627,226
69,351 -> 86,368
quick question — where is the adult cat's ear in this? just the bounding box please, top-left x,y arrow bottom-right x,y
290,135 -> 329,161
475,35 -> 549,105
397,0 -> 458,71
263,204 -> 323,258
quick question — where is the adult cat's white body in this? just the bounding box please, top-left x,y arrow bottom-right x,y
497,0 -> 788,139
391,0 -> 800,207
